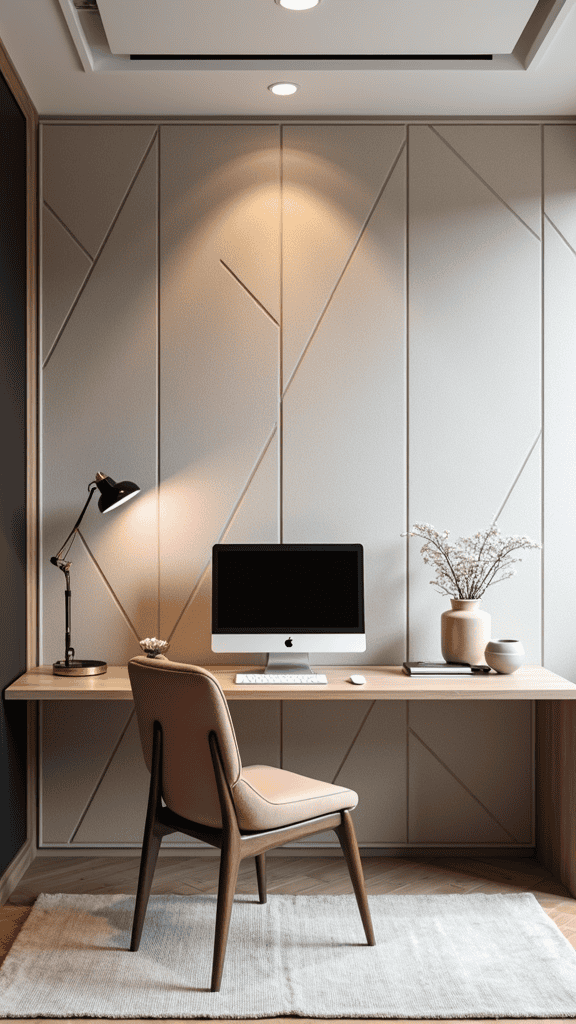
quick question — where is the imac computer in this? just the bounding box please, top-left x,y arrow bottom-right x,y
211,543 -> 365,681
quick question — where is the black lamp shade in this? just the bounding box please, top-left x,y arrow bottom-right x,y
96,474 -> 140,513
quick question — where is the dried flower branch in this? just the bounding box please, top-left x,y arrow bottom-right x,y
402,522 -> 541,599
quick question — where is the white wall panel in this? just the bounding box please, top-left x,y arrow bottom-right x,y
282,127 -> 407,666
159,127 -> 280,642
42,133 -> 159,664
42,125 -> 156,259
543,126 -> 576,252
543,125 -> 576,681
73,713 -> 148,844
409,701 -> 532,844
282,700 -> 407,846
432,125 -> 542,237
38,121 -> 552,850
408,125 -> 541,662
489,436 -> 542,660
282,125 -> 405,389
409,730 -> 515,844
168,438 -> 279,665
40,702 -> 133,844
41,206 -> 92,361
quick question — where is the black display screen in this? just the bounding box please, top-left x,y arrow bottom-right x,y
212,544 -> 364,633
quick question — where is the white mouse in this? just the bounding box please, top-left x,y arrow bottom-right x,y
348,674 -> 366,685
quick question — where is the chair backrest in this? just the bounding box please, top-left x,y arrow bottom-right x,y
128,656 -> 242,828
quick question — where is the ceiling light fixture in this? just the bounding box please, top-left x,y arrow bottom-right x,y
268,82 -> 299,95
275,0 -> 321,10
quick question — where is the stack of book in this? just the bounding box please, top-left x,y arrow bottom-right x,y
402,662 -> 492,676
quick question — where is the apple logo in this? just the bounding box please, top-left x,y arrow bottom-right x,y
285,637 -> 293,648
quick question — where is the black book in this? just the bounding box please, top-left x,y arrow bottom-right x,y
403,661 -> 492,676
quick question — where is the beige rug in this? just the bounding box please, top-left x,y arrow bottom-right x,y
1,892 -> 576,1018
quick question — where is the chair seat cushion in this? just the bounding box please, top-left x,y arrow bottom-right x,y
232,764 -> 358,831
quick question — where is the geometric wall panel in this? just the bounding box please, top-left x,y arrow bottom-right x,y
409,730 -> 516,843
40,702 -> 133,844
408,701 -> 532,843
41,133 -> 159,665
283,130 -> 407,666
543,125 -> 576,254
490,433 -> 541,662
159,126 -> 280,641
433,125 -> 542,237
229,700 -> 281,772
543,127 -> 576,682
42,538 -> 143,670
42,124 -> 157,259
282,700 -> 407,846
39,119 -> 555,848
41,205 -> 92,361
281,125 -> 406,389
408,124 -> 541,663
168,437 -> 279,664
72,713 -> 149,844
282,700 -> 378,784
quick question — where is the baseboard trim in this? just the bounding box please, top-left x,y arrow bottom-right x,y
0,839 -> 34,905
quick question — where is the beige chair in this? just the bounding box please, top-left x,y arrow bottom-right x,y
128,655 -> 375,991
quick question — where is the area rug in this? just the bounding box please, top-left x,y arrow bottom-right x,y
1,892 -> 576,1018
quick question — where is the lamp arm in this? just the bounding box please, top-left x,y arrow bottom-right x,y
50,483 -> 97,567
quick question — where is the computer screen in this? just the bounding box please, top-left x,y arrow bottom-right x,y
211,543 -> 365,668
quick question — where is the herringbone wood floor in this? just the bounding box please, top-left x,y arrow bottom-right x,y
2,854 -> 576,1023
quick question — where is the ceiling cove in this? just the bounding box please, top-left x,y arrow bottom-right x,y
64,0 -> 572,74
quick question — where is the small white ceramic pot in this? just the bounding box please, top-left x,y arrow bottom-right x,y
484,639 -> 525,674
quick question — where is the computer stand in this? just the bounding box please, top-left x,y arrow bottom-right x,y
264,652 -> 313,675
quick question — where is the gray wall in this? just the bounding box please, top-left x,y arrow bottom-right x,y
38,121 -> 576,849
0,70 -> 28,873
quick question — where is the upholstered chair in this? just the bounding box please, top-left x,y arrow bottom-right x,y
128,656 -> 375,991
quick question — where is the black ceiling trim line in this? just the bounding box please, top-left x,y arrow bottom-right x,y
129,53 -> 495,61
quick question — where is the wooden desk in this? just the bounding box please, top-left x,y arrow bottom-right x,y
6,664 -> 576,898
6,663 -> 576,701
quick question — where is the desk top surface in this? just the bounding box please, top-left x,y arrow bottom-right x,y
5,663 -> 576,700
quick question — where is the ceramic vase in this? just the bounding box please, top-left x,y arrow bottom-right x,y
441,599 -> 491,665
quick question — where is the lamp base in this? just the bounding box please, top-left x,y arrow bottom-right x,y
53,659 -> 107,676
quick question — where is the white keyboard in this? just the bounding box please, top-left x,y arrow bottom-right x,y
235,673 -> 328,685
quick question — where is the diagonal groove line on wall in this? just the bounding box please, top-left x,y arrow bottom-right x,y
409,726 -> 520,842
429,126 -> 541,242
43,200 -> 95,264
283,138 -> 407,399
544,212 -> 576,260
220,260 -> 280,327
168,423 -> 278,643
331,701 -> 376,785
492,429 -> 542,524
77,532 -> 141,641
42,129 -> 159,371
68,709 -> 136,843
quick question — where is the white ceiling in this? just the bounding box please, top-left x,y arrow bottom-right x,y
97,0 -> 538,57
0,0 -> 575,117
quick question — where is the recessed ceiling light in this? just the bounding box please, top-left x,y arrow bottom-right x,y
275,0 -> 321,10
268,82 -> 299,95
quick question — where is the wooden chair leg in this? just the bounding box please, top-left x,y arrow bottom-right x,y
130,823 -> 162,951
334,809 -> 375,945
211,838 -> 241,991
131,720 -> 164,952
255,853 -> 267,903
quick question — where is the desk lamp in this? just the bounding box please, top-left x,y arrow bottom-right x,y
50,471 -> 140,676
